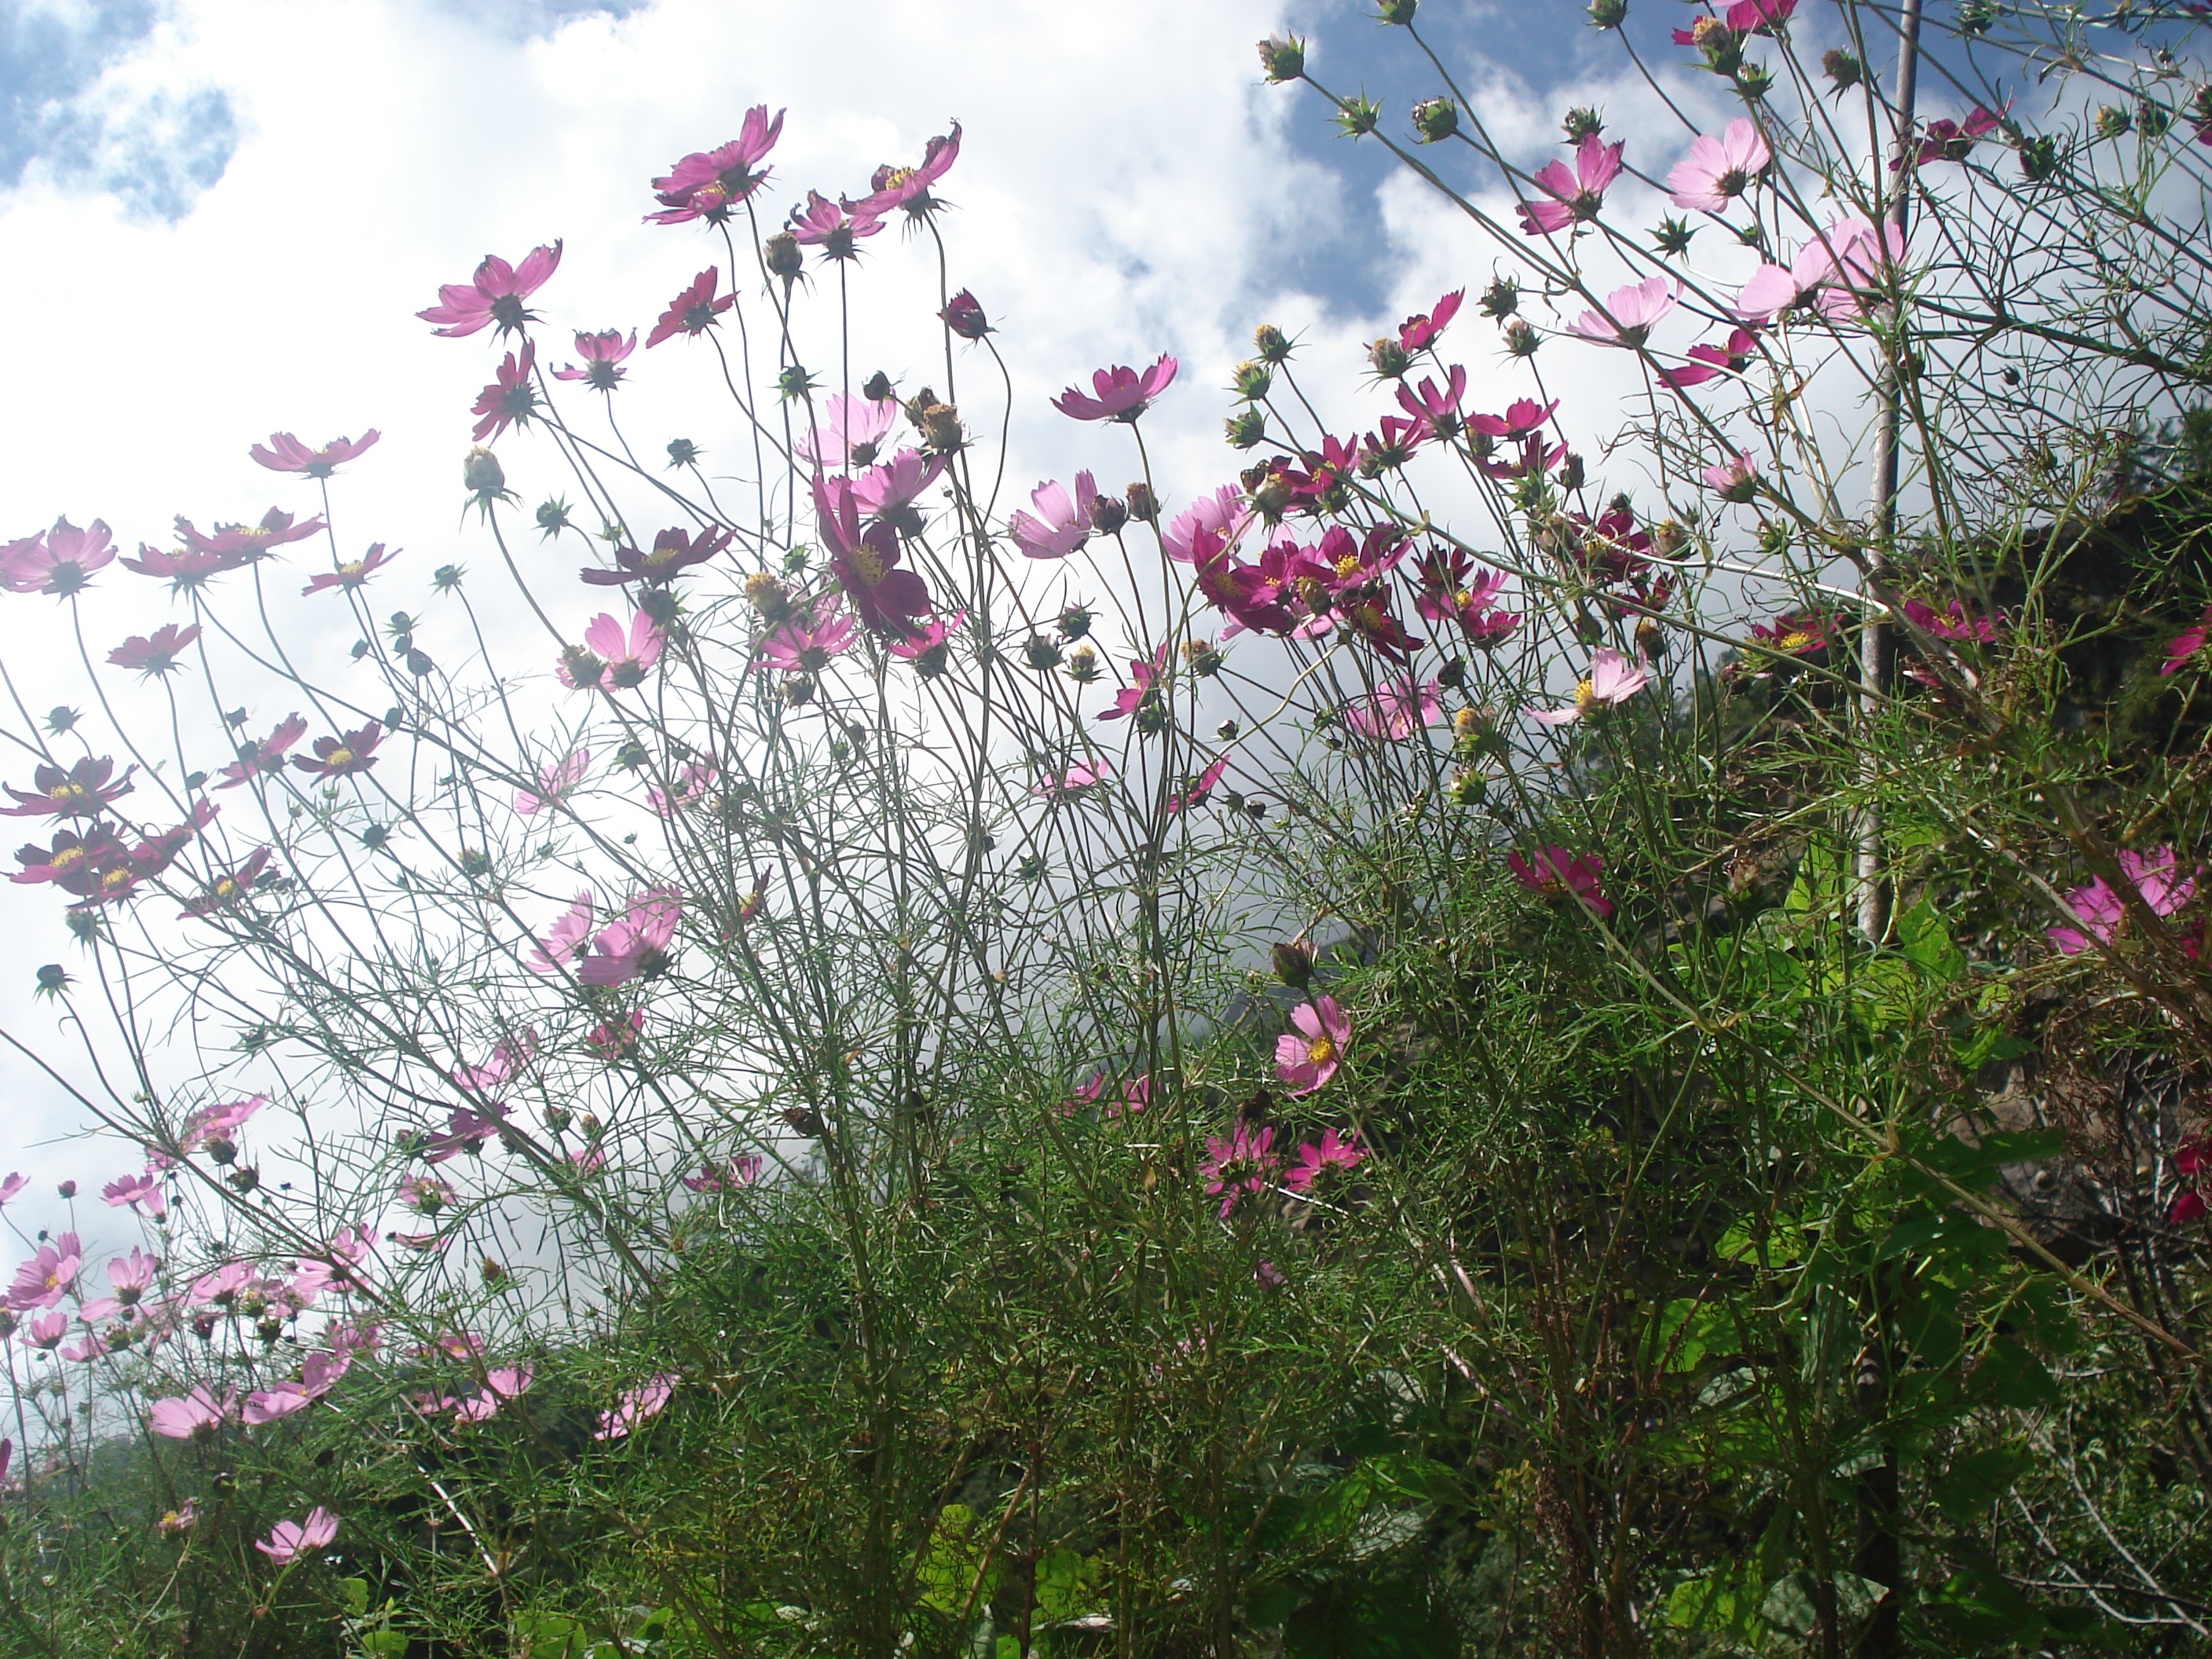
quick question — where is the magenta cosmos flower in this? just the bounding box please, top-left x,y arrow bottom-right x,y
1200,1122 -> 1280,1218
1395,364 -> 1468,442
256,1507 -> 339,1566
1533,648 -> 1652,726
814,474 -> 934,638
1053,354 -> 1178,422
7,1239 -> 79,1309
789,190 -> 882,259
1284,1128 -> 1365,1196
1276,995 -> 1350,1097
1518,134 -> 1624,233
291,720 -> 383,780
646,269 -> 736,348
582,526 -> 732,588
302,542 -> 399,596
1,516 -> 117,596
562,611 -> 666,691
2163,604 -> 2212,676
846,123 -> 961,220
418,242 -> 562,338
682,1156 -> 760,1194
553,329 -> 637,391
2,756 -> 134,819
107,622 -> 201,679
1661,325 -> 1760,390
170,507 -> 325,568
758,599 -> 857,675
2048,847 -> 2196,955
471,344 -> 539,443
1033,756 -> 1111,801
1900,597 -> 1999,642
648,108 -> 786,225
1666,118 -> 1771,211
1571,277 -> 1681,347
1009,472 -> 1101,558
577,888 -> 683,987
1702,452 -> 1760,502
251,430 -> 381,478
1507,845 -> 1613,918
1344,676 -> 1442,741
217,713 -> 308,789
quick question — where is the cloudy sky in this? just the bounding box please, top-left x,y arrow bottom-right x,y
0,0 -> 1813,1225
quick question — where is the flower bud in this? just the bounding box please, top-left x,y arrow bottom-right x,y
1225,408 -> 1267,449
1635,616 -> 1666,659
1253,322 -> 1291,363
1437,655 -> 1467,690
2094,104 -> 2132,137
1376,0 -> 1416,20
1821,48 -> 1861,90
1231,359 -> 1273,401
782,672 -> 816,707
1364,334 -> 1412,379
1562,106 -> 1605,141
666,438 -> 702,468
1217,719 -> 1240,740
1272,939 -> 1315,988
764,232 -> 803,278
901,386 -> 939,429
1257,32 -> 1306,82
1447,767 -> 1485,806
862,369 -> 895,401
462,446 -> 505,494
1587,0 -> 1627,27
204,1135 -> 237,1167
1558,452 -> 1585,491
57,1180 -> 76,1199
1503,320 -> 1541,357
1734,62 -> 1774,100
1249,471 -> 1295,522
1065,645 -> 1100,683
1089,488 -> 1128,534
1057,602 -> 1096,639
2019,134 -> 2060,181
1023,635 -> 1064,670
1335,95 -> 1382,137
782,1106 -> 826,1137
920,402 -> 964,452
1412,97 -> 1459,143
2138,100 -> 2171,138
1125,482 -> 1159,523
939,289 -> 991,339
1183,638 -> 1223,676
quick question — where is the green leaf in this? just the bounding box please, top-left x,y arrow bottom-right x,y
1934,1445 -> 2032,1522
337,1577 -> 371,1619
1897,898 -> 1966,982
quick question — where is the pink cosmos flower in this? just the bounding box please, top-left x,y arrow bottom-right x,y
397,1175 -> 455,1216
210,720 -> 302,797
583,526 -> 733,588
815,474 -> 934,638
452,1367 -> 533,1424
0,517 -> 116,596
417,243 -> 562,338
1009,473 -> 1101,559
1666,118 -> 1771,211
1533,648 -> 1654,726
1902,104 -> 2007,167
797,393 -> 899,469
2048,847 -> 2196,955
1276,995 -> 1350,1097
24,1311 -> 65,1349
1165,756 -> 1229,815
1518,134 -> 1625,234
1052,355 -> 1179,422
1467,397 -> 1557,441
647,760 -> 718,817
552,329 -> 637,390
594,1373 -> 678,1441
107,623 -> 202,678
587,1011 -> 644,1060
243,1382 -> 315,1426
0,1173 -> 23,1207
106,1247 -> 157,1306
1703,452 -> 1760,502
526,893 -> 596,976
1749,613 -> 1832,661
1571,276 -> 1681,347
2171,1137 -> 2210,1226
789,189 -> 883,258
851,449 -> 947,518
7,1241 -> 79,1310
1284,1128 -> 1365,1195
471,344 -> 539,443
158,1500 -> 199,1536
516,751 -> 590,815
1096,646 -> 1169,722
302,543 -> 398,596
1736,219 -> 1907,323
251,430 -> 381,478
1397,289 -> 1464,353
149,1387 -> 236,1441
172,507 -> 325,566
291,721 -> 383,780
1344,676 -> 1442,741
1033,756 -> 1112,803
1163,484 -> 1255,564
648,108 -> 786,225
1200,1123 -> 1280,1218
117,544 -> 224,592
846,123 -> 961,219
1901,598 -> 2000,642
646,269 -> 736,348
2163,604 -> 2212,676
577,888 -> 683,988
939,289 -> 991,339
1507,845 -> 1613,917
682,1156 -> 761,1193
454,1031 -> 538,1091
758,601 -> 856,674
565,611 -> 665,692
1660,325 -> 1760,390
256,1507 -> 338,1566
1395,364 -> 1470,442
889,609 -> 961,673
183,1094 -> 265,1150
178,840 -> 272,916
2,756 -> 134,819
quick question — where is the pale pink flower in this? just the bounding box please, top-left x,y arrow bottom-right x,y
243,1382 -> 315,1425
594,1372 -> 678,1441
1507,845 -> 1613,918
1666,118 -> 1771,211
851,449 -> 947,517
101,1170 -> 167,1218
577,888 -> 683,988
576,611 -> 665,691
149,1386 -> 236,1441
796,393 -> 898,469
1736,219 -> 1907,323
24,1312 -> 65,1350
1275,996 -> 1350,1097
250,430 -> 380,478
7,1242 -> 79,1310
1571,277 -> 1681,346
1162,484 -> 1255,563
1702,452 -> 1760,502
1344,677 -> 1441,742
1033,756 -> 1111,800
516,751 -> 589,815
1517,134 -> 1624,233
452,1367 -> 533,1424
255,1507 -> 338,1566
183,1094 -> 265,1151
1052,355 -> 1178,422
105,1248 -> 157,1305
647,760 -> 718,817
1533,648 -> 1653,727
526,893 -> 597,976
758,602 -> 856,675
0,1173 -> 24,1207
1009,473 -> 1101,559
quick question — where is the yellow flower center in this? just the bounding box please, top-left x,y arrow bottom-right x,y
337,561 -> 366,580
1777,629 -> 1817,653
1307,1035 -> 1337,1066
881,166 -> 917,190
49,782 -> 88,806
847,544 -> 887,587
51,845 -> 84,871
324,747 -> 355,769
101,867 -> 135,892
1335,554 -> 1361,580
1572,677 -> 1599,713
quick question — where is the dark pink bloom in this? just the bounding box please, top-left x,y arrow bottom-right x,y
1096,645 -> 1169,722
291,720 -> 383,780
1345,676 -> 1441,741
1507,845 -> 1613,917
645,269 -> 735,348
758,600 -> 856,675
1394,365 -> 1468,441
471,343 -> 540,443
417,242 -> 562,338
1285,1127 -> 1365,1195
1726,0 -> 1795,29
888,610 -> 961,673
256,1507 -> 338,1565
647,108 -> 786,225
0,517 -> 115,595
1397,289 -> 1463,352
1748,613 -> 1831,660
516,752 -> 589,815
2163,605 -> 2212,676
1667,118 -> 1771,211
577,887 -> 683,988
1900,103 -> 2008,167
1200,1123 -> 1279,1218
1165,756 -> 1229,815
939,288 -> 991,339
846,123 -> 961,219
302,542 -> 398,595
788,189 -> 882,258
107,623 -> 201,678
1466,397 -> 1557,440
588,1009 -> 645,1060
119,543 -> 227,592
1518,134 -> 1624,234
581,526 -> 732,587
851,449 -> 947,518
251,430 -> 381,478
170,508 -> 325,569
1703,452 -> 1760,502
424,1105 -> 506,1164
3,756 -> 134,819
2048,847 -> 2195,955
1009,472 -> 1100,559
1660,326 -> 1760,390
594,1372 -> 678,1440
815,474 -> 933,637
1901,598 -> 2000,642
552,329 -> 637,391
1052,354 -> 1179,422
1275,996 -> 1350,1097
681,1158 -> 760,1194
1360,415 -> 1426,472
217,714 -> 309,789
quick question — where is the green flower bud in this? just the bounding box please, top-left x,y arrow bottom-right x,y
1253,322 -> 1292,363
1412,97 -> 1459,143
1257,33 -> 1306,82
1232,358 -> 1273,401
1225,408 -> 1268,449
